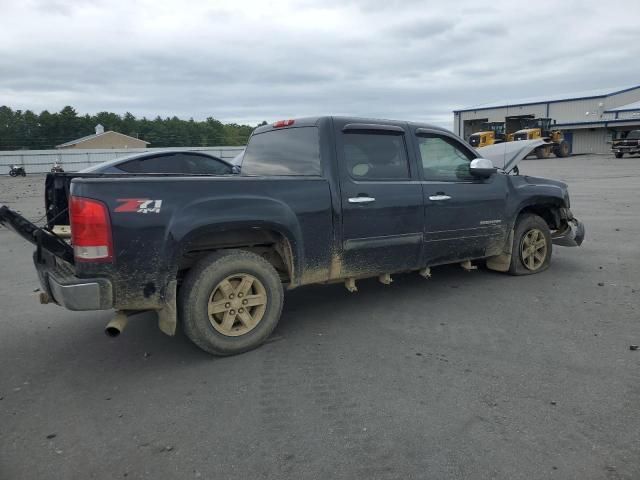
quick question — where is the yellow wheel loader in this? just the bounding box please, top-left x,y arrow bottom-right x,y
468,122 -> 507,148
512,118 -> 570,158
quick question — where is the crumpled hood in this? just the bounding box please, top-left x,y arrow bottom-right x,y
476,139 -> 547,172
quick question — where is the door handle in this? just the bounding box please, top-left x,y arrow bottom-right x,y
428,195 -> 451,201
348,196 -> 376,204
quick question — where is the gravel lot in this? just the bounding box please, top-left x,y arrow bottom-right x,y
1,154 -> 639,479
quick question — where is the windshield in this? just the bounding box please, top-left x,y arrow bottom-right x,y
627,130 -> 640,139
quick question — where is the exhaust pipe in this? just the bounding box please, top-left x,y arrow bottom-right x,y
105,311 -> 129,337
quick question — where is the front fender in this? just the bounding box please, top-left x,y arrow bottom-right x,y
509,176 -> 569,227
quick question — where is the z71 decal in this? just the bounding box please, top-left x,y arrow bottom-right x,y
115,199 -> 163,214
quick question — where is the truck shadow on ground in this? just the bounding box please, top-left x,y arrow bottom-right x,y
14,264 -> 475,370
16,255 -> 584,380
277,253 -> 585,334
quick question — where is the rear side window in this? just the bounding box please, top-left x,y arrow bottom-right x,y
179,154 -> 232,174
343,132 -> 409,180
242,127 -> 321,176
118,153 -> 231,174
119,154 -> 185,173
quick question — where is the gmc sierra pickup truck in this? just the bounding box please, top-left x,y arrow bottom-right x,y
0,116 -> 585,355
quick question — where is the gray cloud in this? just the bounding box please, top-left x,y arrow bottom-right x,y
0,0 -> 639,129
386,16 -> 456,39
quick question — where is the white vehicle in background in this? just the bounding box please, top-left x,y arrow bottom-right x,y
80,150 -> 238,175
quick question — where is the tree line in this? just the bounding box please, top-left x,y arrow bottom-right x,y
0,106 -> 266,150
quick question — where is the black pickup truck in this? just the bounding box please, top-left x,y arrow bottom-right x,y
0,116 -> 584,355
612,130 -> 640,158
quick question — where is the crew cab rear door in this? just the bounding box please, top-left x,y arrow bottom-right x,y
412,128 -> 509,265
334,119 -> 424,276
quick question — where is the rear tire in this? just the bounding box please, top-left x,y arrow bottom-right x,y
508,214 -> 552,275
614,152 -> 624,158
179,249 -> 284,356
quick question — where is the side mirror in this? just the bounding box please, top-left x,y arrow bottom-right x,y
469,158 -> 497,178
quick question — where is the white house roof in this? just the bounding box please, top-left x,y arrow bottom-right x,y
605,100 -> 640,112
56,130 -> 149,148
454,85 -> 640,112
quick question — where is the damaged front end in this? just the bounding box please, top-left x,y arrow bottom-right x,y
486,207 -> 584,273
551,209 -> 585,247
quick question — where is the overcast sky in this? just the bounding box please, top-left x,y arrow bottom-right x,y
1,0 -> 639,129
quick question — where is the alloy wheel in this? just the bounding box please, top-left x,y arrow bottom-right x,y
207,273 -> 267,336
520,228 -> 547,271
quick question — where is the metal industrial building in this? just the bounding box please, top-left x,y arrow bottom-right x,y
453,85 -> 640,154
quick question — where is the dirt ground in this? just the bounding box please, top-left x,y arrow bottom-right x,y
1,154 -> 639,479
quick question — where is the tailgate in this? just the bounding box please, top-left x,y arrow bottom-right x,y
0,205 -> 74,264
45,172 -> 77,227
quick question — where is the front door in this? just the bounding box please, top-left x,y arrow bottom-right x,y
412,129 -> 509,266
335,120 -> 424,276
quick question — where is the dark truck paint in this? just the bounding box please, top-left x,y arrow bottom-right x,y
0,116 -> 585,355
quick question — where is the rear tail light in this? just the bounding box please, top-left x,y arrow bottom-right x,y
70,196 -> 113,262
273,119 -> 295,128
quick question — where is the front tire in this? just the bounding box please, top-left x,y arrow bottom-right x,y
614,152 -> 624,158
179,249 -> 284,355
508,214 -> 552,275
535,145 -> 551,159
554,141 -> 570,157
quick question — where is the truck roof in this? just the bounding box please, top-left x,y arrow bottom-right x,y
253,116 -> 452,136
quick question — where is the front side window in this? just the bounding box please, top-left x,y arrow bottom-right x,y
242,127 -> 321,176
343,132 -> 409,180
417,134 -> 475,181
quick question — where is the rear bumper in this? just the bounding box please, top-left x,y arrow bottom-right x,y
551,219 -> 585,247
34,251 -> 113,311
1,204 -> 113,311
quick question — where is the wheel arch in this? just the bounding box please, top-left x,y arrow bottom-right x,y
513,195 -> 568,231
172,222 -> 298,284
